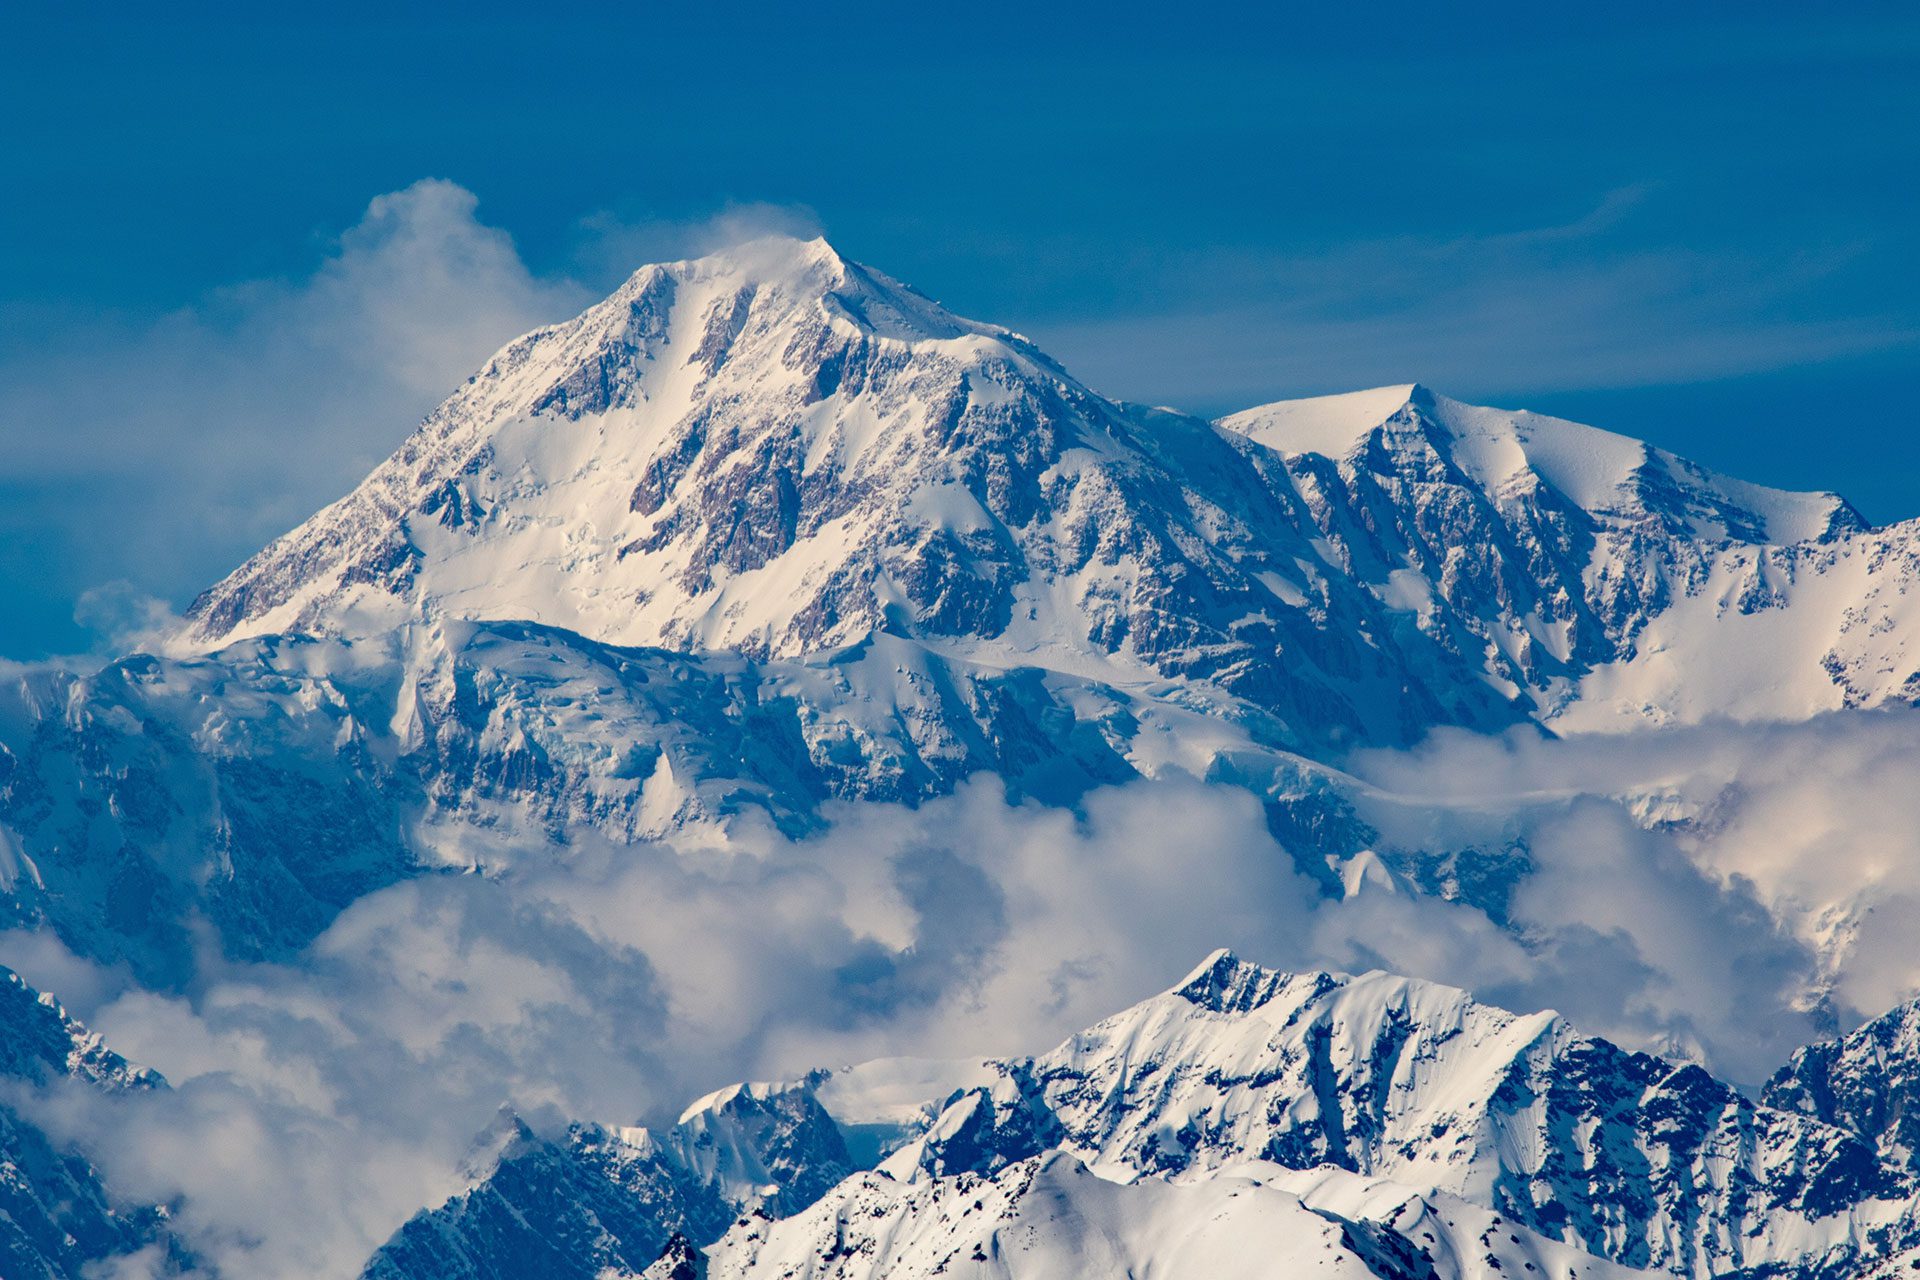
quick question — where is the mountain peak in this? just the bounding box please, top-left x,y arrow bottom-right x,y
181,241 -> 1900,742
1220,383 -> 1859,545
1170,948 -> 1299,1014
185,239 -> 1105,666
628,233 -> 844,299
606,233 -> 987,349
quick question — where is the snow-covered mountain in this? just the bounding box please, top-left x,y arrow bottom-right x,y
180,236 -> 1920,744
184,237 -> 1529,752
0,965 -> 186,1278
1766,995 -> 1920,1175
10,235 -> 1920,1278
364,952 -> 1920,1280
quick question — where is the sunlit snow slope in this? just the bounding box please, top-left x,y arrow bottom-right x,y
185,236 -> 1920,743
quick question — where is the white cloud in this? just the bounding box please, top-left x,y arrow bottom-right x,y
0,182 -> 823,658
15,723 -> 1914,1278
1027,190 -> 1916,412
0,777 -> 1340,1278
0,180 -> 588,656
571,200 -> 824,287
1350,710 -> 1920,1077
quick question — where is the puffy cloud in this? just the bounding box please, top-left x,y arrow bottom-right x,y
2,777 -> 1329,1279
0,179 -> 587,658
0,182 -> 823,660
9,710 -> 1920,1276
1350,709 -> 1920,1078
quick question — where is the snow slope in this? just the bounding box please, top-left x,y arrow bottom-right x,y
689,1150 -> 1639,1280
367,952 -> 1920,1280
180,239 -> 1920,739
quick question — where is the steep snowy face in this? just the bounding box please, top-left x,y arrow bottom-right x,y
883,952 -> 1912,1279
695,1153 -> 1402,1280
183,237 -> 1530,750
1765,997 -> 1920,1174
1219,385 -> 1867,718
191,236 -> 1056,653
690,1150 -> 1643,1280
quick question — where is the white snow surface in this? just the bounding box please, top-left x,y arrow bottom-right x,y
687,1150 -> 1645,1280
180,235 -> 1920,744
1219,385 -> 1848,545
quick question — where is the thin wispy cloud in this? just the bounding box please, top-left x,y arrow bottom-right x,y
1030,188 -> 1917,412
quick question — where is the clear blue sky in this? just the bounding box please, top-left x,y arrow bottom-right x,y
2,3 -> 1916,656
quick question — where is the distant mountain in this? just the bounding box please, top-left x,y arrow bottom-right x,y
182,237 -> 1920,748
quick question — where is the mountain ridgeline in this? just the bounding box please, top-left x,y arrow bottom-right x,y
4,236 -> 1920,1278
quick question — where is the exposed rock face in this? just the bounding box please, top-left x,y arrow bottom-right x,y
0,965 -> 188,1279
362,954 -> 1920,1280
1765,996 -> 1920,1173
360,1083 -> 854,1280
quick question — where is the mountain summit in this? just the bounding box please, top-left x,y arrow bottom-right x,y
187,237 -> 1920,742
185,236 -> 1514,746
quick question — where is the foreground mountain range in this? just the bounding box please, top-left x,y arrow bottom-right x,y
15,948 -> 1920,1279
361,950 -> 1920,1280
5,236 -> 1920,1277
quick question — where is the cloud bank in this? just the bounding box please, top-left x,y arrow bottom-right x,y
11,702 -> 1920,1279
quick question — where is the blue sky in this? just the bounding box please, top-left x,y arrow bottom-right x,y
2,3 -> 1916,656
